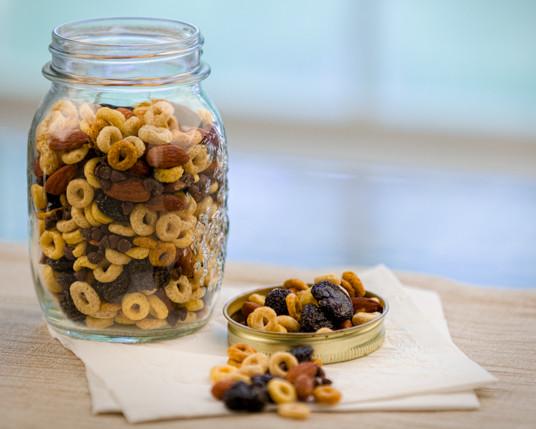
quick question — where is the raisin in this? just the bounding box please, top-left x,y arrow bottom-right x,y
58,288 -> 85,322
167,307 -> 187,326
153,267 -> 170,288
93,269 -> 130,303
289,345 -> 314,363
222,381 -> 266,412
299,304 -> 334,332
45,257 -> 73,272
264,288 -> 291,316
94,191 -> 129,222
311,281 -> 353,323
55,271 -> 77,289
251,374 -> 273,387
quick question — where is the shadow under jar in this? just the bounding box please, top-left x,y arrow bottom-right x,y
28,18 -> 228,342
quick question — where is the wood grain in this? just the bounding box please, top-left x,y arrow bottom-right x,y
1,246 -> 535,429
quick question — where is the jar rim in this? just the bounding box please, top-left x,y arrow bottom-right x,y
45,17 -> 210,86
51,17 -> 202,58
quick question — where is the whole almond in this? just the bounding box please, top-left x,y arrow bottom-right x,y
44,164 -> 78,195
104,178 -> 151,202
351,297 -> 382,313
49,129 -> 89,151
146,194 -> 188,212
241,301 -> 260,319
33,158 -> 44,178
146,145 -> 189,168
211,379 -> 235,400
293,374 -> 315,400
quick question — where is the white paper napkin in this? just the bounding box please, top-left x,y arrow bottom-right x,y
50,265 -> 495,422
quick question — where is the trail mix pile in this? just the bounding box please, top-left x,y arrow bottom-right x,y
210,344 -> 341,419
235,271 -> 383,333
30,98 -> 227,330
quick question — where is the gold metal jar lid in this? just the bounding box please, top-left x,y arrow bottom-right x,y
223,286 -> 389,364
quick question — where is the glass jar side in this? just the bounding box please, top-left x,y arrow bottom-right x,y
28,81 -> 228,342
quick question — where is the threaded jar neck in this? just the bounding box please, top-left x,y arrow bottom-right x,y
43,18 -> 210,86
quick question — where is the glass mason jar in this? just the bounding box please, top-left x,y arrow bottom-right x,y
27,18 -> 228,342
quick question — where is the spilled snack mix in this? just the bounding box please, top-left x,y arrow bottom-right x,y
31,99 -> 228,331
210,344 -> 341,419
235,271 -> 383,333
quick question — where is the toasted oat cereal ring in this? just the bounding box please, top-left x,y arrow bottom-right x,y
31,184 -> 47,210
297,288 -> 317,307
155,213 -> 184,241
173,229 -> 194,249
132,236 -> 158,249
66,179 -> 95,209
83,157 -> 101,188
142,288 -> 158,296
178,311 -> 197,324
96,106 -> 126,129
196,108 -> 213,127
62,229 -> 84,245
56,218 -> 78,233
192,286 -> 206,300
138,124 -> 172,145
93,264 -> 123,283
164,275 -> 192,304
283,278 -> 308,291
114,311 -> 137,325
247,293 -> 265,306
70,281 -> 101,315
121,292 -> 150,321
84,205 -> 101,227
184,144 -> 209,175
227,359 -> 241,368
313,386 -> 342,405
154,166 -> 183,183
107,140 -> 138,171
96,125 -> 122,153
136,318 -> 168,330
92,302 -> 121,319
91,202 -> 113,224
105,248 -> 131,265
85,316 -> 114,329
130,204 -> 157,236
144,100 -> 174,127
269,352 -> 298,378
122,116 -> 142,137
108,223 -> 136,237
276,315 -> 300,332
265,321 -> 287,333
352,311 -> 380,326
40,230 -> 64,260
342,271 -> 366,296
208,181 -> 219,194
314,274 -> 341,286
227,343 -> 256,363
36,208 -> 60,220
340,278 -> 356,297
149,242 -> 176,267
71,207 -> 91,228
42,265 -> 62,294
277,403 -> 310,420
123,135 -> 146,158
247,306 -> 277,330
62,144 -> 89,165
209,365 -> 238,384
267,378 -> 297,404
147,294 -> 169,320
72,241 -> 87,258
73,255 -> 98,272
125,246 -> 150,259
37,219 -> 45,235
285,293 -> 301,320
316,327 -> 333,334
241,352 -> 269,375
185,299 -> 204,312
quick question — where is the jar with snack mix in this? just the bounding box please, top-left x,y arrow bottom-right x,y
27,18 -> 228,341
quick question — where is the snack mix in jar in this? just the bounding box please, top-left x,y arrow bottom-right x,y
28,19 -> 228,341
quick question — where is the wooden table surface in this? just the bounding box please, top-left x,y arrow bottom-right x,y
1,244 -> 535,429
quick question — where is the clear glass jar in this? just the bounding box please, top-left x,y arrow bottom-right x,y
27,18 -> 228,342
